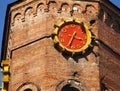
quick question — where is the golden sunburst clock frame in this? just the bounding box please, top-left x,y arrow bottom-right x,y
52,19 -> 94,56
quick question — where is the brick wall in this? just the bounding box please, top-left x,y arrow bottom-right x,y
98,2 -> 120,91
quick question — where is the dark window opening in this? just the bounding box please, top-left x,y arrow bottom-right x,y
24,88 -> 32,91
61,84 -> 79,91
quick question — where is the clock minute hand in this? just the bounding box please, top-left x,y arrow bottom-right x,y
67,31 -> 76,46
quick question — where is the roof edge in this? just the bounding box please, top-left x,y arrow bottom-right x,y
100,0 -> 120,17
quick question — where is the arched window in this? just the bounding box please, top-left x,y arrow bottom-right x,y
16,82 -> 41,91
61,3 -> 70,13
24,88 -> 32,91
48,1 -> 57,12
37,3 -> 45,14
25,7 -> 33,22
61,84 -> 79,91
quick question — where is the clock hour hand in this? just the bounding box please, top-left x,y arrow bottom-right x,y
74,36 -> 82,40
67,31 -> 76,46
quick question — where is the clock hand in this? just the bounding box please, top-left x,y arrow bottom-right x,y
68,34 -> 82,40
74,36 -> 82,40
67,31 -> 76,46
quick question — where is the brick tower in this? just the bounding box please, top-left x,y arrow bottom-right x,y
1,0 -> 120,91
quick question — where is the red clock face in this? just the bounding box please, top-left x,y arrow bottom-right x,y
58,23 -> 87,51
52,20 -> 92,55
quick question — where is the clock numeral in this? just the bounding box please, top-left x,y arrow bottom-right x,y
82,41 -> 85,45
60,39 -> 64,43
59,34 -> 63,38
78,26 -> 82,30
68,34 -> 71,37
77,44 -> 81,48
71,24 -> 76,28
84,36 -> 87,40
71,46 -> 75,49
61,29 -> 67,32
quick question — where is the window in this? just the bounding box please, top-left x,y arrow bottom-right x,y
24,88 -> 32,91
61,84 -> 79,91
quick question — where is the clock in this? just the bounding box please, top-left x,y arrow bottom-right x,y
52,19 -> 93,55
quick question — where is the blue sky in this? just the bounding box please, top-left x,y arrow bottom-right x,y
0,0 -> 120,88
110,0 -> 120,8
